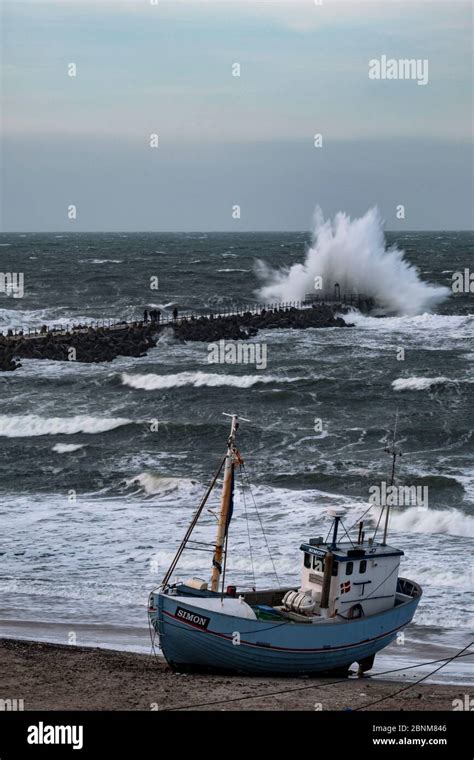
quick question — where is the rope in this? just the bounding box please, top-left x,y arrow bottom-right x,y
354,640 -> 474,711
162,644 -> 473,711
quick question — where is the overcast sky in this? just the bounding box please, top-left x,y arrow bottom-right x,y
1,0 -> 472,231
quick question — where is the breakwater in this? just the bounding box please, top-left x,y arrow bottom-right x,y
1,302 -> 351,372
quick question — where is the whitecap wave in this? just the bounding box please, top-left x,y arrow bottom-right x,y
125,473 -> 201,497
52,443 -> 86,453
0,415 -> 132,437
389,507 -> 474,538
79,258 -> 123,264
343,311 -> 473,333
392,376 -> 451,392
0,308 -> 94,333
121,371 -> 300,391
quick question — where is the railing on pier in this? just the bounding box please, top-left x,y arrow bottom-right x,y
1,296 -> 374,340
303,292 -> 373,308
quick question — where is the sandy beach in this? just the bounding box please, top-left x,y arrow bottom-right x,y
0,638 -> 468,712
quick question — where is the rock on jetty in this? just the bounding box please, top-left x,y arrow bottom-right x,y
10,324 -> 158,366
1,304 -> 350,371
0,337 -> 22,371
173,304 -> 348,343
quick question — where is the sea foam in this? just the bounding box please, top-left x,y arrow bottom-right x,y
392,376 -> 451,392
389,506 -> 474,538
255,207 -> 449,315
0,415 -> 131,437
52,443 -> 86,453
121,371 -> 300,390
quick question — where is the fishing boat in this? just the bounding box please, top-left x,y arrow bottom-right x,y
148,414 -> 421,675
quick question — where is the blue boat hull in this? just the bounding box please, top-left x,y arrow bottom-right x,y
149,582 -> 421,675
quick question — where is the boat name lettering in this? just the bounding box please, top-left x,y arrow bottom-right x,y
175,606 -> 210,629
305,546 -> 326,557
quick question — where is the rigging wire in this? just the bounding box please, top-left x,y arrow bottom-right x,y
347,502 -> 377,532
220,533 -> 229,600
339,519 -> 355,547
372,504 -> 385,543
158,453 -> 226,590
242,463 -> 281,590
240,466 -> 256,591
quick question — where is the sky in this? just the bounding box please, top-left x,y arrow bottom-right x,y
1,0 -> 473,231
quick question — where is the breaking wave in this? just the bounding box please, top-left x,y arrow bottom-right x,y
0,308 -> 92,333
342,312 -> 473,333
121,371 -> 300,391
0,415 -> 132,437
255,207 -> 449,315
79,258 -> 123,264
389,507 -> 474,538
392,376 -> 452,392
217,268 -> 251,273
52,443 -> 86,453
124,473 -> 201,497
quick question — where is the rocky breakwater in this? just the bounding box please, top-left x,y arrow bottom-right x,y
9,323 -> 158,367
173,304 -> 349,342
0,336 -> 22,371
1,305 -> 350,371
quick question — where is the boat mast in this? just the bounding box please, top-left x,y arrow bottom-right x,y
210,413 -> 244,592
381,412 -> 402,546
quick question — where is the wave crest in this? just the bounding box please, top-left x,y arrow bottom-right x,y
121,371 -> 299,391
0,415 -> 132,437
389,507 -> 474,538
392,376 -> 451,392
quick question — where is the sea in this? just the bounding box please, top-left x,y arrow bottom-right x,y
0,217 -> 473,685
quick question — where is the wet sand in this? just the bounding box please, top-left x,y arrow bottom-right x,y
0,638 -> 468,711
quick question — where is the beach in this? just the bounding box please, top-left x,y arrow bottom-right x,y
0,638 -> 468,712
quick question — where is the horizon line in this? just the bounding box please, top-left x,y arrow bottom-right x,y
1,229 -> 473,235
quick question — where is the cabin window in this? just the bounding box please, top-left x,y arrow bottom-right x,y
346,562 -> 353,576
312,556 -> 324,572
304,553 -> 311,569
332,560 -> 339,577
359,560 -> 367,574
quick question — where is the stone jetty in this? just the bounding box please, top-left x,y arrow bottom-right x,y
173,303 -> 347,342
1,303 -> 350,372
0,336 -> 22,372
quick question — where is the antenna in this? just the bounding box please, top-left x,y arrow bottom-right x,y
222,412 -> 249,441
222,412 -> 250,422
381,410 -> 403,546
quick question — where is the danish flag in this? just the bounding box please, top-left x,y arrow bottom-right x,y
340,581 -> 351,594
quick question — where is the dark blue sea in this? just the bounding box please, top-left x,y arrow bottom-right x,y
0,223 -> 472,683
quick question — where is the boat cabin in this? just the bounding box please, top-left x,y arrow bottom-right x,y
299,537 -> 403,618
